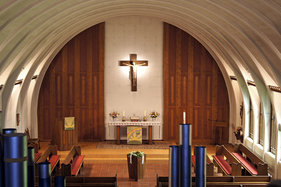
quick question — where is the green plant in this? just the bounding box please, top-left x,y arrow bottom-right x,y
128,151 -> 144,157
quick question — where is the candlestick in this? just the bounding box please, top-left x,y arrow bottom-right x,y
183,112 -> 186,124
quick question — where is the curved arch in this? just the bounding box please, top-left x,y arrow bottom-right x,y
0,2 -> 280,177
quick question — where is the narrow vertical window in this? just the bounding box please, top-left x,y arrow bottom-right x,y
249,101 -> 254,139
270,105 -> 276,154
259,102 -> 264,145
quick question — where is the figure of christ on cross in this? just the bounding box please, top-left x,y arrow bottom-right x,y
119,54 -> 148,91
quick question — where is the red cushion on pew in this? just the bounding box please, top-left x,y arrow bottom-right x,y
71,155 -> 85,176
192,155 -> 196,165
232,152 -> 258,175
49,155 -> 60,171
35,152 -> 42,162
214,155 -> 232,175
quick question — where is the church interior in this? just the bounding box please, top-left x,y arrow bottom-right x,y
0,1 -> 281,186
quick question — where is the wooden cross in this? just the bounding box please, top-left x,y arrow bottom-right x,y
119,54 -> 148,91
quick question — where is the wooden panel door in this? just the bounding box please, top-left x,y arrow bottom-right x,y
38,23 -> 104,141
163,23 -> 229,144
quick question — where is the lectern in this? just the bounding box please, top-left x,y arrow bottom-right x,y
52,118 -> 78,151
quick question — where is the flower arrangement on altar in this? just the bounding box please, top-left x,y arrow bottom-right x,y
109,111 -> 120,119
149,111 -> 160,118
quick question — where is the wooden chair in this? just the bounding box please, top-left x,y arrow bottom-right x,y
60,145 -> 85,176
36,145 -> 60,173
212,145 -> 241,176
233,144 -> 268,175
192,154 -> 214,176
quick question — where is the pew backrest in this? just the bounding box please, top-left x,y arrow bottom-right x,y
61,145 -> 85,176
36,145 -> 58,163
213,145 -> 241,176
36,145 -> 60,172
234,144 -> 268,175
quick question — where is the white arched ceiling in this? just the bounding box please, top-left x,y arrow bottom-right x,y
0,1 -> 280,137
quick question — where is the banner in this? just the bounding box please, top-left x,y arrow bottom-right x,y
64,117 -> 75,130
127,126 -> 142,144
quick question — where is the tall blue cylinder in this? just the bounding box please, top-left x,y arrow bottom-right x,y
179,124 -> 192,187
2,128 -> 16,135
38,162 -> 51,187
3,133 -> 27,187
28,147 -> 35,187
169,145 -> 179,187
195,146 -> 206,187
54,176 -> 66,187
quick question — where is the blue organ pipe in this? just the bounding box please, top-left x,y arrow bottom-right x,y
169,145 -> 179,187
38,162 -> 51,187
180,124 -> 192,187
195,146 -> 206,187
28,146 -> 35,187
3,133 -> 27,187
2,128 -> 16,134
54,176 -> 66,187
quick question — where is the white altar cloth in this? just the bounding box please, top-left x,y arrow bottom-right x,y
108,121 -> 161,126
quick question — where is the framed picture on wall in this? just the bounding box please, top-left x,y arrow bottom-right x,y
64,117 -> 75,130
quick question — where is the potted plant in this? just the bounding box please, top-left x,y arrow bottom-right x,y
127,151 -> 146,181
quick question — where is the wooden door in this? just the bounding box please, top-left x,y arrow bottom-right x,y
163,23 -> 229,144
38,23 -> 105,141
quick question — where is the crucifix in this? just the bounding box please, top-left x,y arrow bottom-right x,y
119,54 -> 148,91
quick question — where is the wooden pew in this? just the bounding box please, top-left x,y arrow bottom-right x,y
60,145 -> 85,176
233,144 -> 268,176
35,175 -> 118,187
212,145 -> 241,176
25,128 -> 40,153
36,145 -> 60,173
34,152 -> 42,163
156,175 -> 271,187
64,175 -> 117,186
191,155 -> 214,176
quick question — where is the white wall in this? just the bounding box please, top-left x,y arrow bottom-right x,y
104,16 -> 163,140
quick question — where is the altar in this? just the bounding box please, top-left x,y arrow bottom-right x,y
108,121 -> 161,144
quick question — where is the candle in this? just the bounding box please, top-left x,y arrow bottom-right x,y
144,110 -> 146,116
183,112 -> 186,124
123,111 -> 125,116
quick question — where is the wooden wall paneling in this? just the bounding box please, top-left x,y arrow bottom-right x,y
163,23 -> 229,144
163,23 -> 170,140
187,35 -> 194,125
87,30 -> 93,140
211,59 -> 218,144
38,23 -> 105,141
74,37 -> 81,141
98,23 -> 105,140
200,48 -> 207,140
